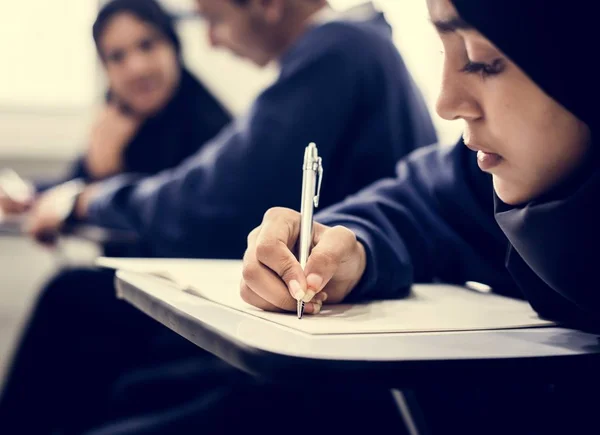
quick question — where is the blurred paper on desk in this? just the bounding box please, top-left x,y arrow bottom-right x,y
0,169 -> 35,203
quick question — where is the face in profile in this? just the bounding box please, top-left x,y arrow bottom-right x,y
194,0 -> 285,67
99,12 -> 181,116
428,0 -> 591,205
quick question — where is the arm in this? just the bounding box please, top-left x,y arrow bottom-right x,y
239,142 -> 518,316
34,156 -> 91,193
316,141 -> 515,302
84,45 -> 364,258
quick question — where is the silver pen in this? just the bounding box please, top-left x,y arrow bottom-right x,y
297,143 -> 323,319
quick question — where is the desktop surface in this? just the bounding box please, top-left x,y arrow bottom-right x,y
116,271 -> 600,389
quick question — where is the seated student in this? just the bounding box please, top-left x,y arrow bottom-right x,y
0,0 -> 436,433
0,0 -> 231,256
241,0 -> 597,432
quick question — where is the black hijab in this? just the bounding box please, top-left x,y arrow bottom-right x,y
452,0 -> 599,325
91,0 -> 232,175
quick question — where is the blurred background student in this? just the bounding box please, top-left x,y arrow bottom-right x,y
0,0 -> 231,256
0,0 -> 235,432
0,0 -> 465,434
0,0 -> 439,433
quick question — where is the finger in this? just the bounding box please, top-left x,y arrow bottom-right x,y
240,281 -> 280,311
304,225 -> 358,294
240,281 -> 320,314
26,223 -> 58,247
36,231 -> 59,247
0,198 -> 28,214
254,208 -> 307,300
246,225 -> 260,247
242,243 -> 298,311
314,291 -> 328,303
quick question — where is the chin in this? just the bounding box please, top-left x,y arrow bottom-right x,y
133,98 -> 166,116
492,176 -> 536,206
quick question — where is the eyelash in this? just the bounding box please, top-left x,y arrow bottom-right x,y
461,59 -> 505,78
139,39 -> 156,52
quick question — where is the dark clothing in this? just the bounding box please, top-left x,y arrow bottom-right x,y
86,8 -> 436,258
39,67 -> 231,258
317,140 -> 600,328
0,6 -> 436,434
37,68 -> 231,193
0,270 -> 405,435
73,1 -> 600,434
0,269 -> 188,434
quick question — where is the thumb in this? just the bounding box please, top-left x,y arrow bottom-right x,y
303,225 -> 359,298
254,209 -> 307,301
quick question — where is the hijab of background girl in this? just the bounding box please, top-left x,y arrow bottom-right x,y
91,0 -> 232,176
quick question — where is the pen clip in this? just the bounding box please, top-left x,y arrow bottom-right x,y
313,157 -> 323,208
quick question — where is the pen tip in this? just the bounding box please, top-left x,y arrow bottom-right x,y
297,300 -> 304,319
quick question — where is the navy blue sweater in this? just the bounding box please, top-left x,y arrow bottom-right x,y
87,9 -> 436,259
317,140 -> 600,327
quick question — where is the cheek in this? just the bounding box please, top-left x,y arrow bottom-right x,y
482,78 -> 552,162
480,88 -> 526,155
106,69 -> 128,95
157,51 -> 179,85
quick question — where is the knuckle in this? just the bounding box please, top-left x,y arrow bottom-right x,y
263,207 -> 285,221
263,207 -> 297,222
310,250 -> 338,271
239,283 -> 253,304
278,258 -> 299,283
332,225 -> 357,242
246,226 -> 260,246
241,261 -> 261,284
274,294 -> 295,311
254,239 -> 279,263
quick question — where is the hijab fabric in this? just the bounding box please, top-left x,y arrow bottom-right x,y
452,0 -> 599,324
91,0 -> 232,175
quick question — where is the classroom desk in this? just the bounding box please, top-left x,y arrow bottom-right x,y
115,270 -> 600,390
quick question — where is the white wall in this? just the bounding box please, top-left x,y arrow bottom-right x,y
0,0 -> 461,160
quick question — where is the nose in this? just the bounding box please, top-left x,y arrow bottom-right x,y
436,60 -> 482,122
124,50 -> 152,76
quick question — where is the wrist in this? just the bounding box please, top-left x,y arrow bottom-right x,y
54,179 -> 86,223
353,241 -> 368,288
74,185 -> 98,220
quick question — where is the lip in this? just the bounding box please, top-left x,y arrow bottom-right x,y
476,150 -> 503,170
132,78 -> 160,94
464,141 -> 496,155
463,141 -> 503,171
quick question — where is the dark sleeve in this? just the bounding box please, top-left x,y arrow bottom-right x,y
316,142 -> 515,303
87,43 -> 364,257
35,156 -> 92,192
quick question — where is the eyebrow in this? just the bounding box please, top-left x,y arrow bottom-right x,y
432,16 -> 474,33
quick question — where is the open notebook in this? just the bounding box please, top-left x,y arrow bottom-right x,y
97,257 -> 555,335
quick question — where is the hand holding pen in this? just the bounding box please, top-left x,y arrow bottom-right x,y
240,144 -> 367,316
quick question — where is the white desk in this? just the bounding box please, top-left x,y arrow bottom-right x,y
0,214 -> 138,245
115,271 -> 600,389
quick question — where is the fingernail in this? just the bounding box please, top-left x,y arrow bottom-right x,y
289,280 -> 305,301
302,290 -> 316,303
316,292 -> 328,302
312,303 -> 321,315
306,274 -> 323,291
